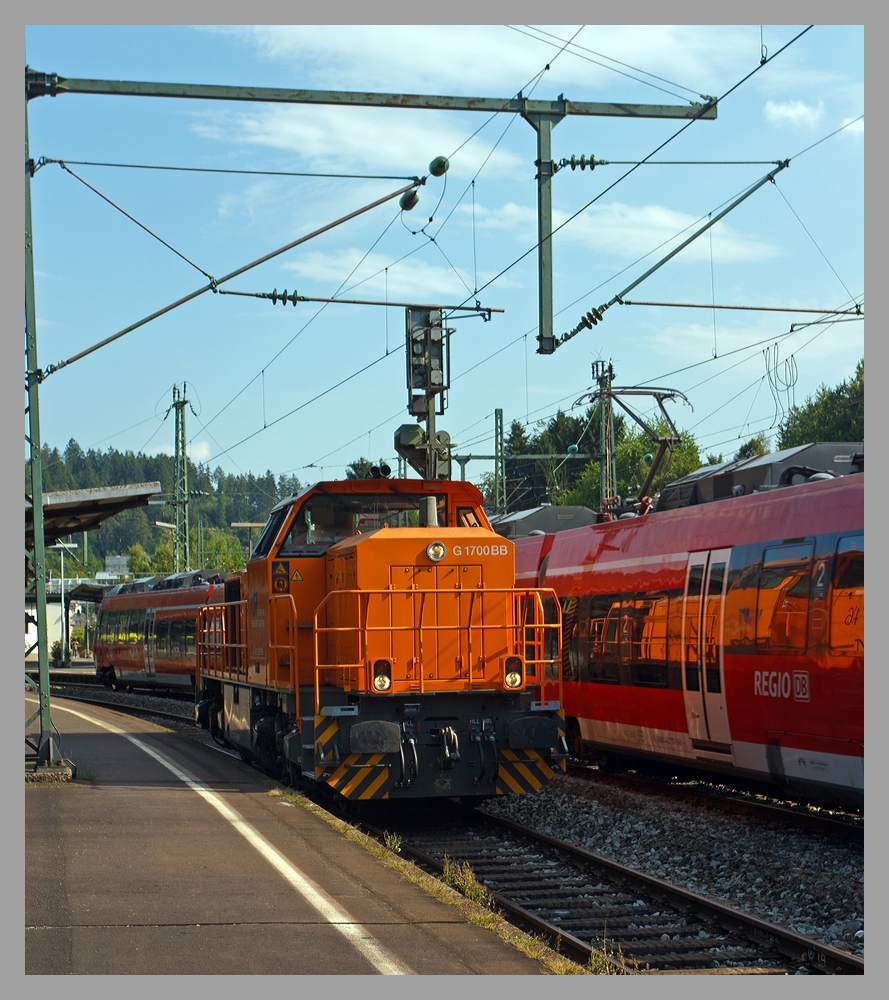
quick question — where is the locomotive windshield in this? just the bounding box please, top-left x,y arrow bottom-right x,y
277,490 -> 450,557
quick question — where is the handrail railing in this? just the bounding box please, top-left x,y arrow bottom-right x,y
313,586 -> 561,712
196,587 -> 563,716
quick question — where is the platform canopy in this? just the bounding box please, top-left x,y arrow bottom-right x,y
26,482 -> 163,550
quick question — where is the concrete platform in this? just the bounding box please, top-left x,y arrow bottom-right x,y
25,692 -> 557,975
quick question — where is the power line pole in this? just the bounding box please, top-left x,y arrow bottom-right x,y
494,408 -> 506,516
25,83 -> 69,773
171,384 -> 190,572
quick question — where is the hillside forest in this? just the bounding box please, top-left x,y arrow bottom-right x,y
29,360 -> 862,580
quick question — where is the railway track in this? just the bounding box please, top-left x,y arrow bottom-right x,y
565,763 -> 864,844
40,684 -> 863,973
360,806 -> 864,975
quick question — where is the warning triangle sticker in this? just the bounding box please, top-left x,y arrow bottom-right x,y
291,567 -> 304,582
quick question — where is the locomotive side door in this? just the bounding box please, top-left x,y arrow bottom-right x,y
681,549 -> 732,749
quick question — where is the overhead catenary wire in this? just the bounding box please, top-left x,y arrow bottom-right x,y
51,26 -> 854,487
41,179 -> 421,379
446,26 -> 814,320
506,24 -> 704,103
34,157 -> 421,182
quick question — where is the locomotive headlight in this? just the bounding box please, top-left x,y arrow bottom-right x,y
504,656 -> 524,689
426,541 -> 447,562
372,659 -> 392,692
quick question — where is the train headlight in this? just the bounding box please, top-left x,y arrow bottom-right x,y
504,656 -> 524,688
426,541 -> 447,562
372,659 -> 392,692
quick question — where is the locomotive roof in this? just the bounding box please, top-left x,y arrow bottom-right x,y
268,477 -> 486,515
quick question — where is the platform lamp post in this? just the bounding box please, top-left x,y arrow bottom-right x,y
48,542 -> 77,664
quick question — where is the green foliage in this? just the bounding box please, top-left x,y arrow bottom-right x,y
441,856 -> 497,909
345,457 -> 390,479
778,359 -> 863,448
504,408 -> 607,510
560,421 -> 702,510
734,432 -> 772,461
27,441 -> 302,572
200,528 -> 247,572
150,539 -> 175,575
127,543 -> 153,577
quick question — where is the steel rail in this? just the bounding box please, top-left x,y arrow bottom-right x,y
487,813 -> 864,974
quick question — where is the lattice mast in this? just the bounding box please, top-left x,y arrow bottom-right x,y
172,384 -> 190,572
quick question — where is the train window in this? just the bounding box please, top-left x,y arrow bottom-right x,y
182,618 -> 196,656
252,508 -> 289,559
277,492 -> 450,557
756,542 -> 813,652
587,595 -> 622,684
457,506 -> 482,527
155,619 -> 171,657
169,620 -> 185,656
830,535 -> 864,654
628,593 -> 670,688
705,565 -> 725,693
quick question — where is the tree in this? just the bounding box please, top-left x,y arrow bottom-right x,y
346,457 -> 387,480
127,543 -> 153,577
734,433 -> 772,461
561,422 -> 703,510
201,529 -> 247,573
151,539 -> 175,575
503,409 -> 603,511
778,359 -> 864,448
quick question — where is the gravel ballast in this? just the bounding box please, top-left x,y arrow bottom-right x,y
482,774 -> 863,961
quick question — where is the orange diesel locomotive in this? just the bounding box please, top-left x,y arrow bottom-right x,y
194,477 -> 565,801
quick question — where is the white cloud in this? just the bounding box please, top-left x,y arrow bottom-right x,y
156,441 -> 212,464
197,25 -> 749,99
763,100 -> 824,129
189,105 -> 525,181
556,202 -> 779,264
280,248 -> 520,301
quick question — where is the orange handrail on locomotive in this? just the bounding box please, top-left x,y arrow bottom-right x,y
194,477 -> 565,801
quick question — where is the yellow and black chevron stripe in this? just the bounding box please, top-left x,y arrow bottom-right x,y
494,709 -> 567,795
313,715 -> 392,800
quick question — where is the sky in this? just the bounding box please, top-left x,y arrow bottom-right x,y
23,24 -> 864,490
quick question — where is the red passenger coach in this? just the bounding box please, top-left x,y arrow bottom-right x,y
94,570 -> 224,691
511,473 -> 863,809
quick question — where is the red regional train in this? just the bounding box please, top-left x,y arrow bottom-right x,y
94,569 -> 225,691
509,472 -> 863,809
94,477 -> 566,802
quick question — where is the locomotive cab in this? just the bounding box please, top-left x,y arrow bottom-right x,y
195,478 -> 565,800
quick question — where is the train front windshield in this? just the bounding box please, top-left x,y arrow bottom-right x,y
277,491 -> 451,557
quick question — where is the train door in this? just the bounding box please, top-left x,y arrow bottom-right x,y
681,549 -> 732,750
145,609 -> 157,677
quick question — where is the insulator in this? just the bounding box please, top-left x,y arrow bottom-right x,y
271,288 -> 278,304
592,307 -> 604,322
400,190 -> 419,211
428,156 -> 449,177
570,155 -> 577,170
281,289 -> 287,305
580,155 -> 587,170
